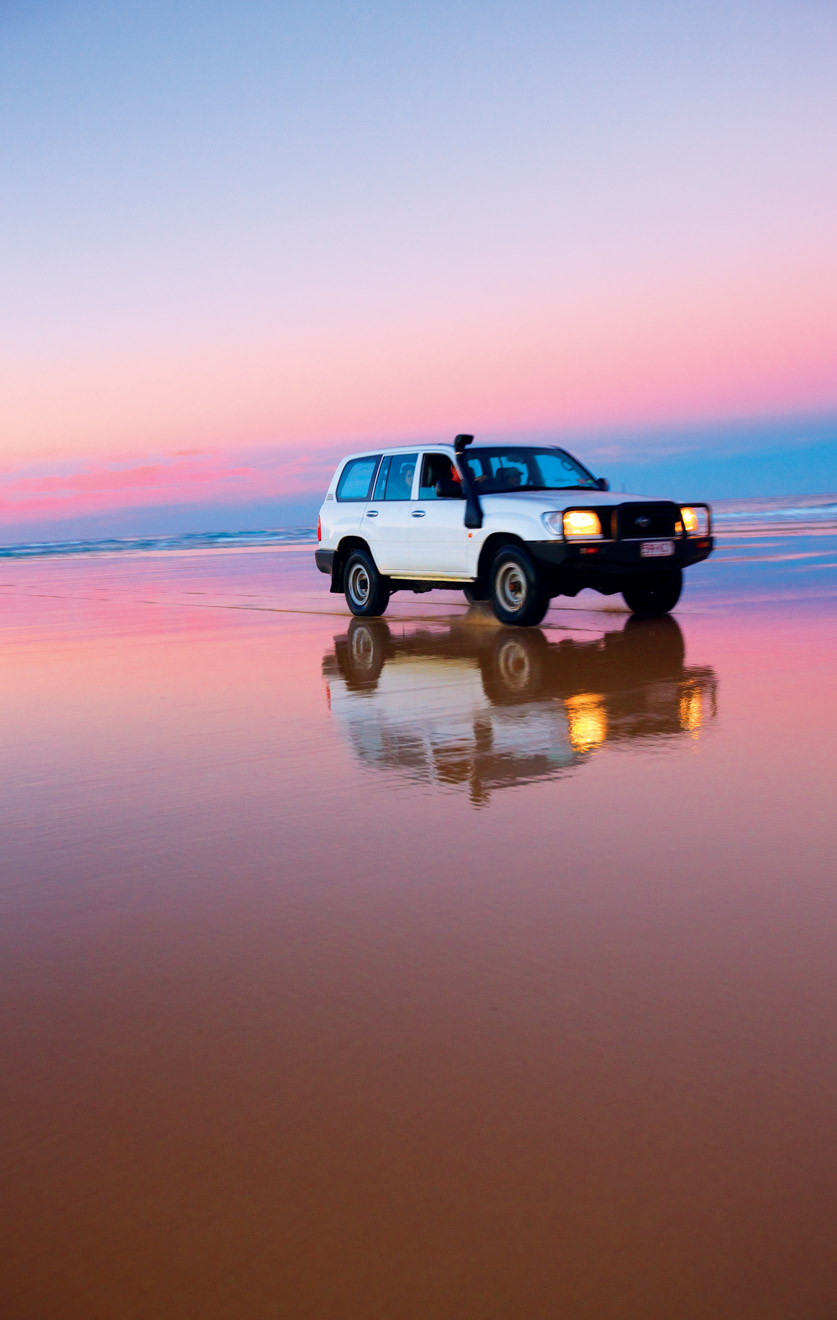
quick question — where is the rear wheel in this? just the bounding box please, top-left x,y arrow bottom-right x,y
489,546 -> 549,627
621,568 -> 682,617
344,549 -> 390,617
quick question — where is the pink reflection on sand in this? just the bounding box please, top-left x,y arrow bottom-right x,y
1,551 -> 837,1317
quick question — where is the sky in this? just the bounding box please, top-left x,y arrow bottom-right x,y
2,0 -> 836,538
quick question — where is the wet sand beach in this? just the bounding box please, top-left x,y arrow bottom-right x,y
1,533 -> 836,1318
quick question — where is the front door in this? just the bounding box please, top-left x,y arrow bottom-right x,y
408,452 -> 469,577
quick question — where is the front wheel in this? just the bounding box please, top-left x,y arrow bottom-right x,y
344,549 -> 390,617
621,568 -> 682,617
489,546 -> 550,627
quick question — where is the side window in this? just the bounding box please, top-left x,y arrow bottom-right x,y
336,455 -> 381,502
372,455 -> 391,501
384,452 -> 418,501
418,453 -> 456,499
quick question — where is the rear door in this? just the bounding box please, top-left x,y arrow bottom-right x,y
361,452 -> 417,575
330,453 -> 381,544
408,451 -> 469,576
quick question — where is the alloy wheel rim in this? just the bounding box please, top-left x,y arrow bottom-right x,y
496,562 -> 528,613
349,563 -> 370,606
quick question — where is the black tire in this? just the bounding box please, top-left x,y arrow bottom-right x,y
488,545 -> 550,627
344,548 -> 390,617
621,568 -> 682,617
463,581 -> 488,605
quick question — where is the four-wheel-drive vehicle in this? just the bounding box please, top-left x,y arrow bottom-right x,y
315,435 -> 713,626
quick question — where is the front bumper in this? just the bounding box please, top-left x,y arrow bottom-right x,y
526,536 -> 714,574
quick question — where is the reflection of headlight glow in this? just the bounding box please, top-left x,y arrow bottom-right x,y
679,688 -> 704,733
565,693 -> 607,751
562,510 -> 603,539
680,505 -> 710,535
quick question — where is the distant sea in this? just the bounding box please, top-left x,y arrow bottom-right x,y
0,527 -> 317,559
1,495 -> 835,559
709,492 -> 837,533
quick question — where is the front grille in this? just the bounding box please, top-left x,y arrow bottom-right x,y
615,501 -> 679,539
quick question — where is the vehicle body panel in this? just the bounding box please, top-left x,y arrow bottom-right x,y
361,500 -> 412,574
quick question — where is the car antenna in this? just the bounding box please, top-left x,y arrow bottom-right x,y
454,433 -> 474,454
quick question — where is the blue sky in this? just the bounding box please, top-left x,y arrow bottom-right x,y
1,0 -> 836,538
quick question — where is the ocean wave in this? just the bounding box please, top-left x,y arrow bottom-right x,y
712,496 -> 837,530
0,528 -> 317,559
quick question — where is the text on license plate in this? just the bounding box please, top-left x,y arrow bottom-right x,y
640,540 -> 674,558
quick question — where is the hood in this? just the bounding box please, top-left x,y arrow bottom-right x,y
479,489 -> 672,509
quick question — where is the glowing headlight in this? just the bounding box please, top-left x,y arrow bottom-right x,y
680,505 -> 710,536
561,509 -> 603,539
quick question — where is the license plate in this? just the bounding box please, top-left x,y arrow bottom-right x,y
640,540 -> 674,558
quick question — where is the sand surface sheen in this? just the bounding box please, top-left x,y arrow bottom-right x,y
1,533 -> 836,1319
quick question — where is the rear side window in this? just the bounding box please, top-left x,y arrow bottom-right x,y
336,455 -> 381,501
372,456 -> 391,500
384,452 -> 418,501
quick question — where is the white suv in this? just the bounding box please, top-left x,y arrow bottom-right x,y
315,435 -> 713,626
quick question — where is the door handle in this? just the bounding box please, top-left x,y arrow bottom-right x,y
365,509 -> 379,517
411,510 -> 426,518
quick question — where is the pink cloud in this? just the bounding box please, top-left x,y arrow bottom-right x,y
7,462 -> 255,495
0,448 -> 341,525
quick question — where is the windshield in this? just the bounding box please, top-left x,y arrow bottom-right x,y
461,446 -> 597,494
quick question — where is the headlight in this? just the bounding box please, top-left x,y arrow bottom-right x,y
561,509 -> 603,539
680,505 -> 710,536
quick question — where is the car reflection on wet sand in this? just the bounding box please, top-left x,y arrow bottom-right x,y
323,612 -> 718,804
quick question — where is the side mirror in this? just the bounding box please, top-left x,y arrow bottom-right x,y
436,479 -> 464,498
596,476 -> 609,491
